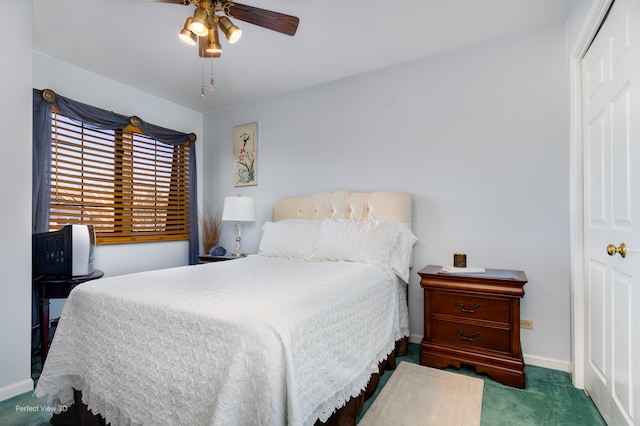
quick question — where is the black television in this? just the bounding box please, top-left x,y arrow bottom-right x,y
33,225 -> 96,278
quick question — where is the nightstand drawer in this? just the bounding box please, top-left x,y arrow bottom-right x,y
432,291 -> 510,323
432,319 -> 511,353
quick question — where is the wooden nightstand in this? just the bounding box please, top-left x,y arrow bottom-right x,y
418,265 -> 527,388
198,254 -> 246,263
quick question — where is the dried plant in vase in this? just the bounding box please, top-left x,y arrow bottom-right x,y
200,207 -> 222,255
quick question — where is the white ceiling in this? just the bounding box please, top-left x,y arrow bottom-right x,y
33,0 -> 573,114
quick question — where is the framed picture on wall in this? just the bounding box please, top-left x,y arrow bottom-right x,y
233,122 -> 258,187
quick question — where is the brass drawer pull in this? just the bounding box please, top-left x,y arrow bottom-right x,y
457,329 -> 480,341
457,302 -> 480,313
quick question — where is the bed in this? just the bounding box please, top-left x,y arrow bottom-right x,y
35,190 -> 417,426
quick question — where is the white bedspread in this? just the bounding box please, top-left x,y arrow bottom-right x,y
35,255 -> 409,426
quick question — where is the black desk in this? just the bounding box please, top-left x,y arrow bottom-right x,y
34,269 -> 104,362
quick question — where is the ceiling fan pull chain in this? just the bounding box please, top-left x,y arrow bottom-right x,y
200,49 -> 206,98
210,58 -> 215,91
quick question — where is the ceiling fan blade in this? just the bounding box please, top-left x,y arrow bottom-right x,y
227,3 -> 299,36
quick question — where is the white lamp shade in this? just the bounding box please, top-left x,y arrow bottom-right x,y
221,196 -> 255,222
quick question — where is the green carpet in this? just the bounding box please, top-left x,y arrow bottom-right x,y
1,345 -> 605,425
358,343 -> 606,425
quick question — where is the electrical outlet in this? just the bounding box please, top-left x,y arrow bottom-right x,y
520,319 -> 534,330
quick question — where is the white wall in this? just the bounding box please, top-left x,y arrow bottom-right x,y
203,21 -> 571,369
567,0 -> 603,51
0,1 -> 35,401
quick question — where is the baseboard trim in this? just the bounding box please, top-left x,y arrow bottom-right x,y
408,334 -> 571,373
0,379 -> 33,402
523,354 -> 571,373
408,333 -> 422,345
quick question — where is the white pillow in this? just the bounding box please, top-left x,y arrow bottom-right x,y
311,219 -> 394,265
389,224 -> 418,282
258,219 -> 322,259
311,219 -> 417,282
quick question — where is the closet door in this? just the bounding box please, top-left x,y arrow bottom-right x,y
582,0 -> 640,424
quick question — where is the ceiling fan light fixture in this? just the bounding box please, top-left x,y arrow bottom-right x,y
218,16 -> 242,43
167,0 -> 300,97
179,18 -> 197,46
190,7 -> 210,37
206,21 -> 223,55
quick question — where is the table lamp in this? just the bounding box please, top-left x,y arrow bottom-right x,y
221,195 -> 255,256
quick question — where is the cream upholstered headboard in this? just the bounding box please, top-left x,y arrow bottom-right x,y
273,190 -> 412,230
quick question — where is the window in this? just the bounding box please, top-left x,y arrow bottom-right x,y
49,110 -> 191,244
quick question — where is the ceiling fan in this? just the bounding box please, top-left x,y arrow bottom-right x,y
151,0 -> 300,58
149,0 -> 299,96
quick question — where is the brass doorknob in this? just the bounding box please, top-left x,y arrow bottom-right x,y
606,243 -> 627,258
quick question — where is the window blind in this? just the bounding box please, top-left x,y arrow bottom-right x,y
50,111 -> 190,244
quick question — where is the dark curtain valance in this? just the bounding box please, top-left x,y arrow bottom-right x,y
39,88 -> 197,146
32,88 -> 199,265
